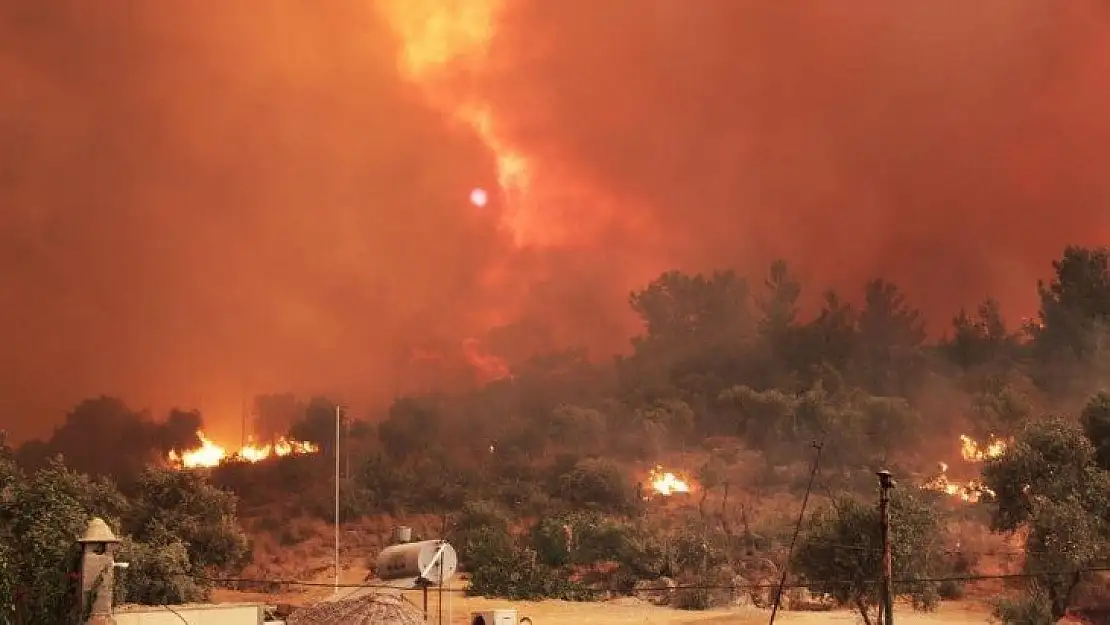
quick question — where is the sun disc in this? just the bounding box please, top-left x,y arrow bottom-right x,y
469,187 -> 488,208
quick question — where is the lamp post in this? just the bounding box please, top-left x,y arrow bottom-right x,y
334,403 -> 343,596
333,406 -> 341,595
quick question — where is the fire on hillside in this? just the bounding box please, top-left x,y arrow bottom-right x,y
168,431 -> 319,469
648,465 -> 692,496
922,434 -> 1009,503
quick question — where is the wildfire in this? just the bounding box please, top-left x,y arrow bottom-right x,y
960,434 -> 1007,461
924,434 -> 1009,502
648,466 -> 691,496
923,462 -> 996,503
169,431 -> 319,469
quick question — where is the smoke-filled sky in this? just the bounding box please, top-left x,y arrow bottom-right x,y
2,1 -> 1109,443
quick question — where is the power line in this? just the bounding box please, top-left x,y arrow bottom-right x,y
769,440 -> 823,624
182,565 -> 1110,594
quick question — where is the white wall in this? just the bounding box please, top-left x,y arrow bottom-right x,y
113,603 -> 262,625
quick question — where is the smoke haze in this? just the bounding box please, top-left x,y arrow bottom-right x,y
2,1 -> 1108,442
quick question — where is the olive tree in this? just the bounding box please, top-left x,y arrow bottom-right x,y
981,416 -> 1110,621
793,490 -> 943,625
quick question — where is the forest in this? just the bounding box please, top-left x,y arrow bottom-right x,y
6,245 -> 1110,624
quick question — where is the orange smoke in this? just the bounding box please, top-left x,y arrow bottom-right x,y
3,3 -> 1110,442
461,337 -> 511,382
376,0 -> 535,244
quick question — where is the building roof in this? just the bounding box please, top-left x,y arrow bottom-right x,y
285,592 -> 424,625
78,517 -> 120,544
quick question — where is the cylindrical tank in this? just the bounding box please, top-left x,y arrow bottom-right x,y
375,539 -> 458,587
392,525 -> 412,543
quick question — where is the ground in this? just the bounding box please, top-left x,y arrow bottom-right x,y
215,583 -> 995,624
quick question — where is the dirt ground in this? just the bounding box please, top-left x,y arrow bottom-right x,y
216,585 -> 994,624
422,594 -> 992,625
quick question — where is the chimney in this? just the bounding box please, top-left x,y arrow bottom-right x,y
77,517 -> 122,625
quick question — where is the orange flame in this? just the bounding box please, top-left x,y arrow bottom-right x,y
924,434 -> 1009,503
922,462 -> 995,503
959,434 -> 1008,461
648,465 -> 691,496
168,431 -> 319,469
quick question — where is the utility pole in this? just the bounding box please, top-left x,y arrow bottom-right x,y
877,470 -> 895,625
334,403 -> 342,596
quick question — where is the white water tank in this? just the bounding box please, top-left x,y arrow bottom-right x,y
470,609 -> 520,625
375,539 -> 458,588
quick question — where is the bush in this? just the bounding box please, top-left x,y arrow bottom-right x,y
114,537 -> 206,605
937,580 -> 965,601
556,458 -> 636,513
994,589 -> 1055,625
449,501 -> 511,570
465,539 -> 594,601
672,566 -> 735,610
529,518 -> 571,568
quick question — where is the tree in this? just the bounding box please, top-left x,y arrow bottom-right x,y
860,396 -> 920,464
1032,246 -> 1110,363
1080,391 -> 1110,471
717,385 -> 795,446
944,298 -> 1017,368
981,416 -> 1110,620
800,290 -> 858,376
981,416 -> 1109,533
0,457 -> 127,621
758,260 -> 803,371
556,458 -> 636,514
114,536 -> 205,606
288,396 -> 343,454
628,270 -> 755,386
968,376 -> 1035,439
124,467 -> 249,589
549,405 -> 608,455
793,491 -> 943,625
377,396 -> 443,463
855,279 -> 927,395
18,397 -> 201,482
630,270 -> 753,347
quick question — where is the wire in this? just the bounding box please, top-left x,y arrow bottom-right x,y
182,565 -> 1110,594
160,603 -> 190,624
769,440 -> 823,624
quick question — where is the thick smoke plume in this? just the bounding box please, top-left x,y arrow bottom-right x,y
2,1 -> 1108,441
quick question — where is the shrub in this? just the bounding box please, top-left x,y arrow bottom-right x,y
937,580 -> 965,601
994,588 -> 1054,625
672,566 -> 736,610
556,458 -> 636,513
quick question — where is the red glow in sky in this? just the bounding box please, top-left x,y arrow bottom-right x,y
1,1 -> 1109,442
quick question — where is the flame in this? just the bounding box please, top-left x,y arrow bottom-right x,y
169,431 -> 319,469
922,461 -> 995,503
960,434 -> 1008,461
648,465 -> 691,496
924,434 -> 1009,503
